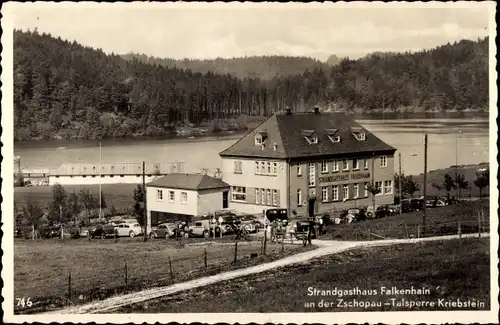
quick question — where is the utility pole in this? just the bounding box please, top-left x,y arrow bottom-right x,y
422,134 -> 428,231
398,152 -> 402,216
142,161 -> 148,242
60,204 -> 64,240
99,142 -> 102,223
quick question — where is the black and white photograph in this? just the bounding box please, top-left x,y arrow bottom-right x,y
1,2 -> 498,324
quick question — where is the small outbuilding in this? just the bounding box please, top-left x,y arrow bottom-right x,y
146,173 -> 230,232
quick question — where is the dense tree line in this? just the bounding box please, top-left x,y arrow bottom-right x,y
14,29 -> 488,141
121,53 -> 335,80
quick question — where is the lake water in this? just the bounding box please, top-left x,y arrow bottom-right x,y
14,116 -> 490,176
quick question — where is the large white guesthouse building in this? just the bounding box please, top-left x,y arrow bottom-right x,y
219,108 -> 397,217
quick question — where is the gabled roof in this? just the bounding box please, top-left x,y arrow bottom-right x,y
147,173 -> 229,191
219,111 -> 396,160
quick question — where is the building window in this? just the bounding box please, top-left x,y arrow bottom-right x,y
260,162 -> 265,174
83,175 -> 87,178
234,161 -> 242,174
267,162 -> 271,174
353,158 -> 359,170
332,160 -> 339,172
156,190 -> 163,201
297,189 -> 302,206
343,185 -> 349,200
384,181 -> 393,194
308,163 -> 316,187
232,186 -> 247,202
55,176 -> 60,178
101,175 -> 105,178
91,175 -> 96,178
380,156 -> 387,168
256,188 -> 260,204
255,136 -> 262,146
321,161 -> 328,173
255,161 -> 260,174
120,175 -> 124,178
168,190 -> 175,202
321,186 -> 328,202
332,186 -> 339,201
267,189 -> 272,206
261,188 -> 266,205
364,182 -> 369,197
375,181 -> 383,195
110,175 -> 114,178
364,159 -> 369,169
272,162 -> 277,175
353,184 -> 359,198
181,191 -> 188,203
343,159 -> 349,171
310,135 -> 318,144
272,189 -> 278,206
297,165 -> 302,176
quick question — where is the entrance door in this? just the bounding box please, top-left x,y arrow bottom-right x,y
308,197 -> 316,217
222,191 -> 229,209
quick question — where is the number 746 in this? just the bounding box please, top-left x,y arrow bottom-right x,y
16,297 -> 33,308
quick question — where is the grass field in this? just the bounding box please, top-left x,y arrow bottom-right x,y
14,236 -> 313,313
326,199 -> 490,241
116,237 -> 490,313
15,183 -> 137,213
412,162 -> 490,198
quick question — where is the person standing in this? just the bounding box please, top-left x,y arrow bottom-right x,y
318,216 -> 324,236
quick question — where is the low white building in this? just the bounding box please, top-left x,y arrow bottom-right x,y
48,162 -> 184,186
146,173 -> 230,233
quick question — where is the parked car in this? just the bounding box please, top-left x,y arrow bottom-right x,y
366,205 -> 391,219
388,205 -> 400,215
346,208 -> 366,222
410,198 -> 425,211
38,225 -> 61,238
90,223 -> 117,239
239,214 -> 264,233
149,223 -> 177,239
265,208 -> 288,225
426,199 -> 447,208
189,219 -> 213,239
115,222 -> 143,237
290,218 -> 317,239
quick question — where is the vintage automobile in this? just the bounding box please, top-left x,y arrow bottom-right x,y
115,222 -> 143,238
239,214 -> 264,233
265,208 -> 288,225
189,219 -> 213,239
38,224 -> 62,238
289,218 -> 317,240
90,223 -> 117,239
149,222 -> 177,239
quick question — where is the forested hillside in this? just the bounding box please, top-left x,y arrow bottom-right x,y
14,29 -> 488,141
120,53 -> 334,80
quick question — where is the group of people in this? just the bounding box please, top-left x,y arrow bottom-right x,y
270,219 -> 286,243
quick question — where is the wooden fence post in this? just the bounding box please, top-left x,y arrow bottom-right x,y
124,262 -> 128,287
169,255 -> 174,281
404,225 -> 409,239
477,211 -> 480,237
233,241 -> 238,263
204,248 -> 207,269
281,233 -> 285,252
68,271 -> 72,302
417,225 -> 420,239
457,222 -> 461,239
367,229 -> 371,241
263,226 -> 267,255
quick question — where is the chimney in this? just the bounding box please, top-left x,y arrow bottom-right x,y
313,107 -> 320,114
285,108 -> 292,115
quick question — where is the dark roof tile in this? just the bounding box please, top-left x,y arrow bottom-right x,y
147,173 -> 229,191
220,112 -> 396,159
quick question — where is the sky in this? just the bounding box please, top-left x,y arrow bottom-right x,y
7,2 -> 492,61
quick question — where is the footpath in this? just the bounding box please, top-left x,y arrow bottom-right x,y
44,232 -> 490,314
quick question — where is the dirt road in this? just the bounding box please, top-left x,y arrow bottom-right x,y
43,232 -> 489,314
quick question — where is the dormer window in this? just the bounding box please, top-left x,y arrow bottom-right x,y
302,130 -> 318,145
326,128 -> 341,143
255,131 -> 268,146
351,127 -> 366,141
